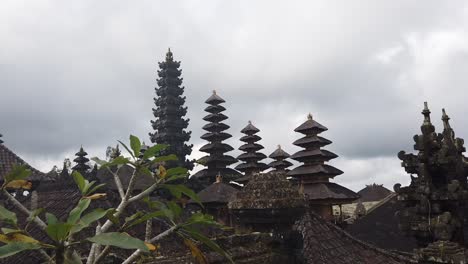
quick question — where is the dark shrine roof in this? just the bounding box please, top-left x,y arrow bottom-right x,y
294,114 -> 328,135
205,91 -> 225,105
204,104 -> 226,114
196,180 -> 239,204
357,183 -> 393,202
290,149 -> 338,162
295,212 -> 414,264
240,121 -> 260,134
287,164 -> 343,178
268,146 -> 290,159
0,144 -> 53,182
293,135 -> 332,148
346,193 -> 419,253
229,172 -> 306,210
239,134 -> 262,143
303,182 -> 360,203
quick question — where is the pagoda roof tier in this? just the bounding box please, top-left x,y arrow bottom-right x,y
154,94 -> 185,106
302,182 -> 359,204
239,134 -> 262,143
268,160 -> 293,169
238,143 -> 264,152
199,142 -> 234,153
293,135 -> 332,148
202,122 -> 230,132
268,146 -> 291,159
234,162 -> 269,172
203,113 -> 228,123
204,104 -> 226,114
294,114 -> 328,135
240,122 -> 260,134
287,164 -> 343,178
237,152 -> 267,161
152,132 -> 191,142
153,107 -> 187,117
200,132 -> 232,141
197,155 -> 237,166
157,67 -> 182,78
157,77 -> 183,87
205,91 -> 225,105
152,119 -> 189,130
290,149 -> 338,163
191,167 -> 242,181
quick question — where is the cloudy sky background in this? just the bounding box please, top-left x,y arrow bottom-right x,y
2,1 -> 468,191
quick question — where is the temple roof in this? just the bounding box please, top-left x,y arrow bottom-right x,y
290,149 -> 338,162
287,164 -> 343,178
294,114 -> 328,135
268,145 -> 290,159
229,172 -> 306,210
295,212 -> 414,264
195,176 -> 239,204
205,90 -> 225,105
293,135 -> 332,148
302,182 -> 359,203
0,144 -> 53,182
357,183 -> 393,202
240,121 -> 260,134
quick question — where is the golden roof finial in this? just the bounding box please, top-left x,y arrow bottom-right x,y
215,172 -> 222,183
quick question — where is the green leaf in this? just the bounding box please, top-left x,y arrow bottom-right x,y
72,171 -> 86,193
142,144 -> 168,160
46,213 -> 58,225
153,154 -> 178,163
86,183 -> 106,195
45,223 -> 73,242
4,164 -> 31,184
129,135 -> 141,158
26,208 -> 44,223
182,227 -> 233,263
70,208 -> 111,234
105,209 -> 120,225
91,157 -> 107,166
168,201 -> 182,218
81,181 -> 95,196
118,140 -> 135,159
124,212 -> 145,225
101,156 -> 130,169
161,184 -> 202,206
126,211 -> 166,229
138,167 -> 153,178
87,232 -> 149,252
67,198 -> 91,224
0,206 -> 17,225
64,250 -> 83,264
1,228 -> 20,234
166,167 -> 188,178
0,242 -> 41,258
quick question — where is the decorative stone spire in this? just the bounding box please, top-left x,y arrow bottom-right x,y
71,146 -> 91,176
268,145 -> 293,172
287,114 -> 358,220
396,102 -> 468,250
191,91 -> 242,189
234,121 -> 268,182
149,48 -> 193,170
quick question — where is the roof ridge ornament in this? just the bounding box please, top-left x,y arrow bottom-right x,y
216,172 -> 222,183
422,101 -> 431,125
307,113 -> 313,120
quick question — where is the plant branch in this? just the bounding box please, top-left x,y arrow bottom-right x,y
2,189 -> 47,229
107,167 -> 125,199
121,225 -> 179,264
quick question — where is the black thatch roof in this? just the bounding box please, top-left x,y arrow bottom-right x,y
346,194 -> 419,253
357,183 -> 393,202
205,91 -> 225,105
0,144 -> 53,182
294,114 -> 328,135
293,135 -> 332,148
287,164 -> 343,178
196,180 -> 238,204
295,212 -> 414,264
302,182 -> 360,203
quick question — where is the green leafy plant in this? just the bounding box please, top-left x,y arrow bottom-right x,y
0,135 -> 233,264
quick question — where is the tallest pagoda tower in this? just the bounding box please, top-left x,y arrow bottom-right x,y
150,48 -> 193,170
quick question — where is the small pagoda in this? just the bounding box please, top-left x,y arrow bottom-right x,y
287,113 -> 359,221
234,121 -> 268,184
71,146 -> 91,176
268,145 -> 293,172
395,102 -> 468,262
149,48 -> 193,170
191,91 -> 242,188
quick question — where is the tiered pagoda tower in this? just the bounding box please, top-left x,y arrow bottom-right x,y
287,113 -> 359,221
71,146 -> 91,176
191,91 -> 242,188
395,103 -> 468,261
235,121 -> 268,183
149,48 -> 193,170
268,145 -> 293,172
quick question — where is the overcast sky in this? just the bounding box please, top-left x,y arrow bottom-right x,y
2,1 -> 468,191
